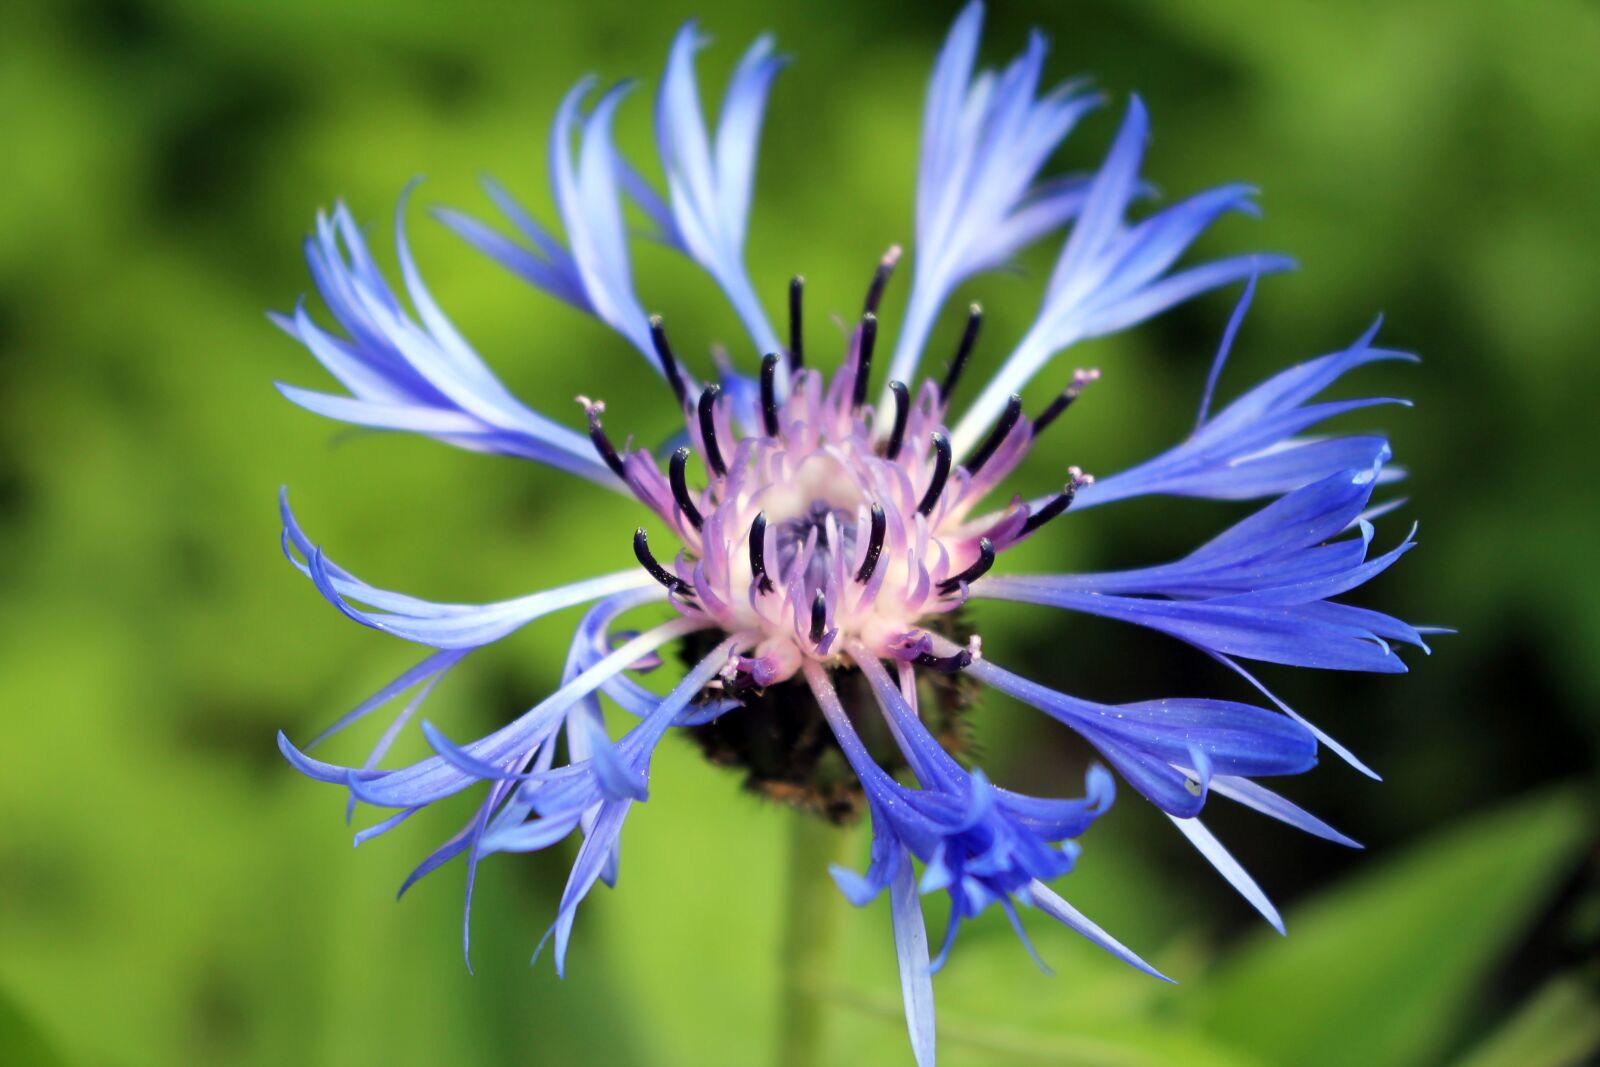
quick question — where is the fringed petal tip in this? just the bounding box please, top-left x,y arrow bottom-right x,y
829,863 -> 883,907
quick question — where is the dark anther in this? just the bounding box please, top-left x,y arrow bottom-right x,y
851,313 -> 878,410
965,394 -> 1023,477
884,381 -> 910,461
649,315 -> 689,409
937,537 -> 995,594
1033,369 -> 1099,436
1019,480 -> 1081,536
749,511 -> 774,594
633,527 -> 689,595
809,589 -> 828,645
585,404 -> 628,480
862,245 -> 902,316
917,432 -> 953,516
760,353 -> 781,436
914,648 -> 973,673
697,384 -> 727,478
938,304 -> 982,404
787,276 -> 804,372
669,447 -> 703,530
854,503 -> 887,583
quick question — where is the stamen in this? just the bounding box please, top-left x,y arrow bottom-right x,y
914,648 -> 972,673
581,399 -> 628,481
633,527 -> 688,595
863,245 -> 902,316
1032,368 -> 1100,436
648,315 -> 689,409
759,353 -> 781,436
787,276 -> 804,372
851,313 -> 878,410
965,394 -> 1022,476
1019,470 -> 1090,536
884,380 -> 910,461
937,537 -> 995,594
809,590 -> 828,645
917,432 -> 953,516
749,512 -> 774,594
668,447 -> 703,530
854,503 -> 887,583
938,303 -> 982,404
697,384 -> 727,478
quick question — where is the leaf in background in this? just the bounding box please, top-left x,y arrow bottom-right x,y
1449,973 -> 1600,1067
1196,786 -> 1592,1067
0,984 -> 68,1067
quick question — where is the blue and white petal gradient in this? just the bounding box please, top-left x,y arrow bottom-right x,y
273,5 -> 1424,1063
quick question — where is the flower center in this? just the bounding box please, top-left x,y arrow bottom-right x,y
590,259 -> 1094,697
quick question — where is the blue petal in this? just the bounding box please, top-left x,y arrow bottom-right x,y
979,470 -> 1424,672
1079,324 -> 1416,507
579,714 -> 650,801
1029,880 -> 1174,982
279,618 -> 707,809
276,195 -> 621,487
967,657 -> 1316,817
1208,775 -> 1361,848
887,4 -> 1101,390
951,96 -> 1291,455
643,22 -> 784,355
443,78 -> 658,362
281,490 -> 656,650
890,850 -> 937,1067
1168,815 -> 1285,933
306,647 -> 466,749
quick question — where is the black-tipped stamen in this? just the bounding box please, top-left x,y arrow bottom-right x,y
1033,372 -> 1097,436
884,381 -> 910,461
668,447 -> 703,530
809,590 -> 828,645
862,247 -> 901,316
759,353 -> 781,436
854,503 -> 887,583
585,405 -> 628,481
937,537 -> 995,594
851,313 -> 878,410
914,649 -> 972,673
787,276 -> 804,371
965,394 -> 1022,477
749,512 -> 774,594
1019,481 -> 1080,536
1032,392 -> 1075,436
938,304 -> 982,403
917,432 -> 953,516
649,315 -> 689,410
633,528 -> 689,595
697,384 -> 727,478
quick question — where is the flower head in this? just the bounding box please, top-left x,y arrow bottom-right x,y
274,4 -> 1423,1063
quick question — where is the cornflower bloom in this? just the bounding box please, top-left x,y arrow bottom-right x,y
274,5 -> 1425,1063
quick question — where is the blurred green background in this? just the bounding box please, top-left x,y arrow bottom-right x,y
3,0 -> 1598,1064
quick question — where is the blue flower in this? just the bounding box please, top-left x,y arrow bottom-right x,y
274,4 -> 1423,1062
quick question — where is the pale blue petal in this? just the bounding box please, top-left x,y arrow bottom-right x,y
1167,815 -> 1285,933
890,850 -> 937,1067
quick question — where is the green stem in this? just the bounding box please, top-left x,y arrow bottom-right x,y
776,811 -> 854,1067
